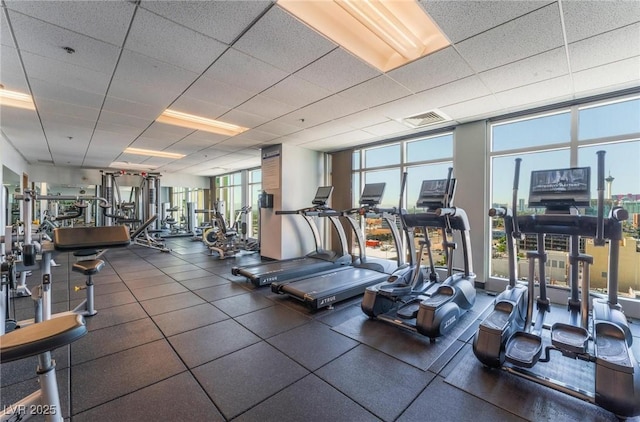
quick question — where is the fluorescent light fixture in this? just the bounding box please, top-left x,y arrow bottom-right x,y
109,161 -> 158,171
123,147 -> 185,159
0,87 -> 35,110
278,0 -> 450,72
156,109 -> 249,136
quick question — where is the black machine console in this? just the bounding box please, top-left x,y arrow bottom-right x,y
416,178 -> 456,210
311,186 -> 334,206
528,167 -> 590,210
360,183 -> 385,206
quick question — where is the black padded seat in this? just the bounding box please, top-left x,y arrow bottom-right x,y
54,226 -> 130,251
0,314 -> 87,363
72,259 -> 105,275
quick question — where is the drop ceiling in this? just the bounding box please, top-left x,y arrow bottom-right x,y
1,0 -> 638,176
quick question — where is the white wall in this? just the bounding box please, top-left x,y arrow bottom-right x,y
1,133 -> 29,226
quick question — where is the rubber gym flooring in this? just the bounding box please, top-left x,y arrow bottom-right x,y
1,237 -> 639,421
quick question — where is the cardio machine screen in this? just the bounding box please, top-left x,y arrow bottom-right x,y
528,167 -> 590,208
416,178 -> 455,209
360,183 -> 385,206
312,186 -> 334,205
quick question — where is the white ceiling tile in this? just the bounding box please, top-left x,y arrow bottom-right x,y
1,11 -> 15,48
261,75 -> 332,108
183,76 -> 255,109
338,76 -> 413,110
29,77 -> 104,109
0,45 -> 29,91
494,75 -> 573,110
130,136 -> 182,152
8,12 -> 120,73
232,129 -> 280,144
456,3 -> 564,72
236,95 -> 297,121
140,1 -> 270,45
218,138 -> 263,150
439,95 -> 503,122
300,130 -> 375,152
140,122 -> 194,142
332,110 -> 391,130
201,48 -> 288,95
94,120 -> 145,138
362,120 -> 414,137
283,95 -> 368,128
388,47 -> 475,93
294,48 -> 380,93
479,47 -> 568,93
181,131 -> 229,145
102,96 -> 165,122
4,1 -> 134,46
233,6 -> 336,73
169,96 -> 229,120
98,110 -> 153,132
373,76 -> 491,120
422,1 -> 552,43
21,52 -> 111,96
569,24 -> 640,72
125,9 -> 227,74
563,0 -> 640,43
0,106 -> 46,145
218,109 -> 270,129
573,56 -> 640,96
88,130 -> 136,151
35,98 -> 100,122
255,120 -> 302,137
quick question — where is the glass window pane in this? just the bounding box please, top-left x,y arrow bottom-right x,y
232,172 -> 242,185
406,134 -> 453,163
492,112 -> 571,152
364,144 -> 400,168
353,151 -> 360,170
579,98 -> 640,141
364,169 -> 400,208
490,149 -> 571,280
250,169 -> 262,183
579,140 -> 640,297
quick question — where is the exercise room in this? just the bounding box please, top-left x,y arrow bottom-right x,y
1,1 -> 639,421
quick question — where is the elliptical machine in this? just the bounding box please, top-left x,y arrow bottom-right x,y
473,151 -> 640,419
361,168 -> 476,341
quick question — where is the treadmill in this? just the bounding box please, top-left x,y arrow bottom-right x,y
231,186 -> 352,287
271,182 -> 407,311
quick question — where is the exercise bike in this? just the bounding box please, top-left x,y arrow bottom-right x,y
473,151 -> 640,419
362,168 -> 476,341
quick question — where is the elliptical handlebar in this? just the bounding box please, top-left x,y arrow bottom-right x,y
511,158 -> 522,238
595,150 -> 606,246
443,167 -> 454,208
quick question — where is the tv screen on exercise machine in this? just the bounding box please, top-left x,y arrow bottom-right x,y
312,186 -> 334,205
416,178 -> 455,209
360,183 -> 386,206
528,167 -> 590,208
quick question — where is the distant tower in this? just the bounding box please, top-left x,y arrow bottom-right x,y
605,173 -> 615,200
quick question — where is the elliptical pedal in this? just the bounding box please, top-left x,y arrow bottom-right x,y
595,322 -> 633,371
551,323 -> 589,355
505,332 -> 542,368
396,298 -> 422,319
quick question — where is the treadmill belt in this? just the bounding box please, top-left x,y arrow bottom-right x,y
281,267 -> 387,297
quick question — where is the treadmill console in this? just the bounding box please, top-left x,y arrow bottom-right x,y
416,178 -> 456,210
359,183 -> 386,206
528,167 -> 590,210
312,186 -> 334,206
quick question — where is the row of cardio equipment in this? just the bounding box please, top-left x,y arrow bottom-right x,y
233,150 -> 640,419
232,168 -> 477,341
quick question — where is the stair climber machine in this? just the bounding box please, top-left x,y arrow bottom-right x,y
271,182 -> 410,311
231,186 -> 352,287
361,169 -> 476,341
473,151 -> 640,419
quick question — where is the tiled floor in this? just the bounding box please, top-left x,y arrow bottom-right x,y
2,237 -> 639,421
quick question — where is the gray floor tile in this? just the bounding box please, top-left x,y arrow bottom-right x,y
140,291 -> 206,316
71,340 -> 185,414
71,317 -> 163,364
212,291 -> 275,317
84,302 -> 148,331
170,268 -> 213,281
180,274 -> 230,290
193,341 -> 309,419
236,304 -> 312,339
398,376 -> 526,422
152,303 -> 229,337
130,282 -> 188,301
233,374 -> 380,422
159,263 -> 201,274
268,321 -> 359,371
194,282 -> 250,302
122,274 -> 176,289
72,372 -> 223,421
168,319 -> 260,368
316,344 -> 433,421
117,267 -> 165,281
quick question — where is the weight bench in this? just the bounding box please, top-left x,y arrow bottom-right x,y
53,226 -> 130,317
0,314 -> 87,421
130,215 -> 170,252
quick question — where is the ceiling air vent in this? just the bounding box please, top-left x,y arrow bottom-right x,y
402,109 -> 450,128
